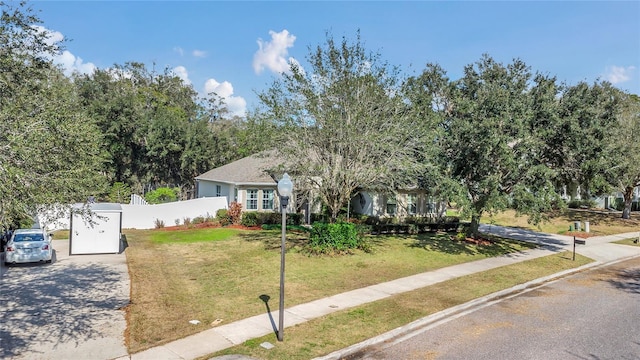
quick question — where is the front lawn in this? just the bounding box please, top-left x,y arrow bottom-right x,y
481,209 -> 640,236
124,228 -> 534,352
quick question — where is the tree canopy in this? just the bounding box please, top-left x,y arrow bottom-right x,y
2,1 -> 637,230
258,31 -> 430,221
0,2 -> 106,228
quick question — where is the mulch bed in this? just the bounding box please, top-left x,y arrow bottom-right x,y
450,235 -> 493,246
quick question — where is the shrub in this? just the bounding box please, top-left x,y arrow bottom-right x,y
241,212 -> 259,227
192,216 -> 205,224
204,212 -> 216,223
307,222 -> 366,255
174,218 -> 180,226
154,218 -> 165,229
216,209 -> 230,226
228,201 -> 242,224
183,217 -> 191,226
145,187 -> 179,204
567,199 -> 597,209
288,213 -> 303,225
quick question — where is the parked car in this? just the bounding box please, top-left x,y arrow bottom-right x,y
3,228 -> 53,265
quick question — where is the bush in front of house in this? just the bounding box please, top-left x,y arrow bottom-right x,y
228,202 -> 242,224
154,218 -> 165,229
240,212 -> 259,227
216,209 -> 231,226
567,199 -> 596,209
307,221 -> 369,254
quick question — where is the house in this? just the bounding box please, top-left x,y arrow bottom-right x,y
350,190 -> 442,219
196,153 -> 442,220
195,152 -> 288,212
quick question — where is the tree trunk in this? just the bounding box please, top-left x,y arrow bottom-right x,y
467,214 -> 481,238
622,186 -> 634,219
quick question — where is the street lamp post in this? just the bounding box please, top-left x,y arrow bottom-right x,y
276,173 -> 293,342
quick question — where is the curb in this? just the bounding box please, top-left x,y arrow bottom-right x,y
314,253 -> 640,360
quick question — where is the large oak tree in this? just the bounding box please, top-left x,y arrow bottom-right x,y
0,2 -> 106,228
257,32 -> 429,221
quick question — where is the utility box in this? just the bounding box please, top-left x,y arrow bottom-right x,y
70,203 -> 122,255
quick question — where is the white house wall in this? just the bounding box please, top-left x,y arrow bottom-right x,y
197,181 -> 232,201
351,191 -> 439,218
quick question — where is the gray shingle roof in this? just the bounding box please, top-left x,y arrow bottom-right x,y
195,152 -> 284,185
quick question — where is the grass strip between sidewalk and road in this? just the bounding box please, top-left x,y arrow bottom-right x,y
208,251 -> 593,360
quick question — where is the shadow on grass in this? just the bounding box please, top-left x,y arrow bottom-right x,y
237,230 -> 308,251
549,209 -> 640,229
259,294 -> 278,336
407,232 -> 533,256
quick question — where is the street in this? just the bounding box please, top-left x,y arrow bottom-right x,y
355,256 -> 640,360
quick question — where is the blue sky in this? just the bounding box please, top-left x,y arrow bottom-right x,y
33,1 -> 639,116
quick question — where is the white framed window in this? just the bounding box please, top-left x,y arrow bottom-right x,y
246,189 -> 258,210
407,194 -> 417,215
262,189 -> 274,210
216,185 -> 222,197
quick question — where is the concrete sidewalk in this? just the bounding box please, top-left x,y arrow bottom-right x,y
119,227 -> 640,360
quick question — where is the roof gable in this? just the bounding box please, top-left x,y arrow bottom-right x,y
195,152 -> 283,185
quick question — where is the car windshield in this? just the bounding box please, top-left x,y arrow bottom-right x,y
13,233 -> 44,242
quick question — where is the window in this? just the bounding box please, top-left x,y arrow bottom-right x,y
234,188 -> 238,202
407,194 -> 417,215
426,200 -> 436,214
215,185 -> 222,197
262,189 -> 274,210
386,196 -> 397,215
246,189 -> 258,210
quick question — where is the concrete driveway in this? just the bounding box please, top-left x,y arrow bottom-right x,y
0,239 -> 129,360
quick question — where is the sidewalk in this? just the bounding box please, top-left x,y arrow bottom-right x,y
119,227 -> 640,360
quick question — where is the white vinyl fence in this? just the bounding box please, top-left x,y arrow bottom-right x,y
121,197 -> 228,229
38,197 -> 228,231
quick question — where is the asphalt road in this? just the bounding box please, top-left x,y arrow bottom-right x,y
355,256 -> 640,360
0,240 -> 129,360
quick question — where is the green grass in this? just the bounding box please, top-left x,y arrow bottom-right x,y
209,251 -> 593,360
149,227 -> 242,244
125,228 -> 534,352
614,238 -> 640,246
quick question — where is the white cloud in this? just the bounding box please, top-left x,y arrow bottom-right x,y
173,66 -> 191,85
204,78 -> 247,117
32,25 -> 64,46
174,47 -> 184,56
192,49 -> 207,58
32,25 -> 96,76
253,29 -> 297,74
604,65 -> 636,84
55,51 -> 97,76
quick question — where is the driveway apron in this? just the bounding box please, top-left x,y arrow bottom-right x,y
0,239 -> 129,360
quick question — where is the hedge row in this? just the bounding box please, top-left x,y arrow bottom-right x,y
367,221 -> 469,235
240,211 -> 303,227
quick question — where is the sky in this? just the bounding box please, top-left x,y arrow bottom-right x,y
31,1 -> 640,117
